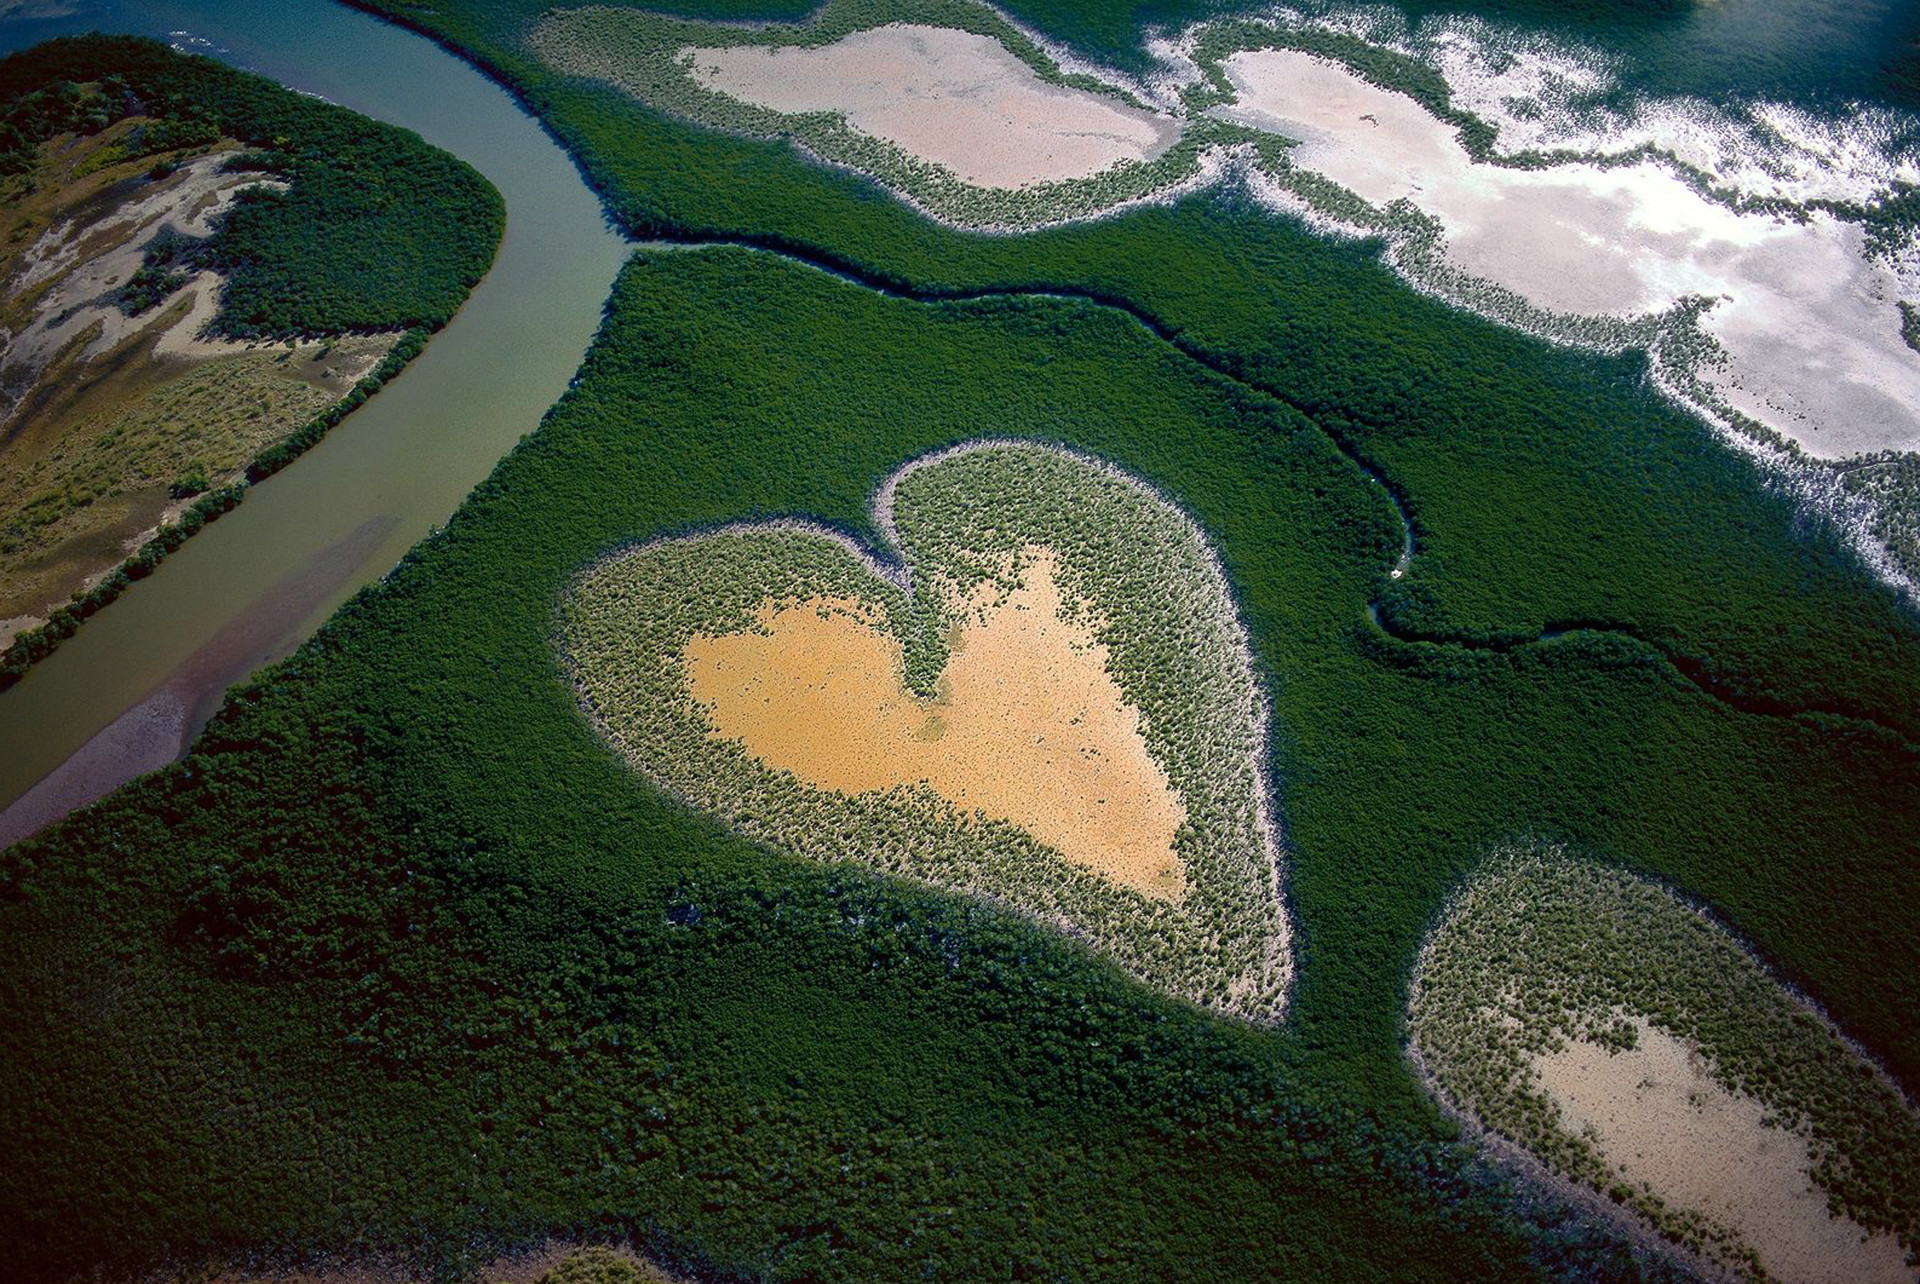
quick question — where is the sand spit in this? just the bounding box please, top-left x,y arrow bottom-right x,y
1411,845 -> 1920,1284
563,441 -> 1292,1022
1213,47 -> 1920,461
685,552 -> 1188,898
0,125 -> 404,637
1536,1019 -> 1915,1284
680,25 -> 1179,189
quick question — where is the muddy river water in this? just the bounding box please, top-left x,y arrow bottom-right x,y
0,0 -> 630,843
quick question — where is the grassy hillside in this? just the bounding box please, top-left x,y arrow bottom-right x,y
0,2 -> 1916,1281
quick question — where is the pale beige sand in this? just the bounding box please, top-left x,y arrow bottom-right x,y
1214,47 -> 1920,460
1534,1019 -> 1916,1284
680,24 -> 1180,189
682,552 -> 1188,898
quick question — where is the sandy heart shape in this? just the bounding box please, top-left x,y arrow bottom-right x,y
561,441 -> 1291,1022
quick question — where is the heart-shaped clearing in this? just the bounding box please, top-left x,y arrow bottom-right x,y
561,441 -> 1291,1022
682,550 -> 1187,899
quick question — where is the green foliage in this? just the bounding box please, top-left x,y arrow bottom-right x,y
168,468 -> 213,499
534,1247 -> 653,1284
116,227 -> 198,314
2,3 -> 1917,1282
0,76 -> 110,174
0,34 -> 500,686
0,247 -> 1700,1284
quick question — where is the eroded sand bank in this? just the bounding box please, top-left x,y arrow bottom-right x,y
682,551 -> 1188,898
1214,47 -> 1920,460
1535,1019 -> 1916,1284
680,24 -> 1180,189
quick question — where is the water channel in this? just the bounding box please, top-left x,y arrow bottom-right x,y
0,0 -> 630,844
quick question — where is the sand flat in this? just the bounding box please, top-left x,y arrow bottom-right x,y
680,24 -> 1180,189
1534,1019 -> 1916,1284
1215,47 -> 1920,460
682,551 -> 1188,898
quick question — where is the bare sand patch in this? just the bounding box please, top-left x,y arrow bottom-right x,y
684,552 -> 1187,899
680,24 -> 1179,189
1214,47 -> 1920,460
1536,1019 -> 1915,1284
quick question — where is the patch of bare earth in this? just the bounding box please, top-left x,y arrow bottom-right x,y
1533,1019 -> 1915,1284
682,549 -> 1188,898
678,23 -> 1179,189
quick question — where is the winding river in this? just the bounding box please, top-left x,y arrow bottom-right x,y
0,0 -> 630,844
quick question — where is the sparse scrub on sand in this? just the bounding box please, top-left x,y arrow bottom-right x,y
562,442 -> 1291,1022
1838,454 -> 1920,584
1410,844 -> 1920,1280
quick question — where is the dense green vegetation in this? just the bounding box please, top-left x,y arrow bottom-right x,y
1,1 -> 1917,1281
5,232 -> 1915,1280
350,0 -> 1920,741
3,245 -> 1727,1284
564,443 -> 1291,1022
526,1247 -> 665,1284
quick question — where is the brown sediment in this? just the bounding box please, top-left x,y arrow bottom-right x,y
682,550 -> 1188,899
1532,1019 -> 1916,1284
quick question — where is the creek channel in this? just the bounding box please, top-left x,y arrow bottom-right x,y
0,0 -> 631,845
